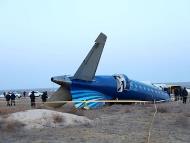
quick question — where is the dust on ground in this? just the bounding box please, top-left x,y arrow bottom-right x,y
0,97 -> 190,143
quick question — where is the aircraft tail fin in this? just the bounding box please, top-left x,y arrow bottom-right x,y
73,33 -> 107,81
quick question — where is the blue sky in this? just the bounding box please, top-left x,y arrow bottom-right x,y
0,0 -> 190,90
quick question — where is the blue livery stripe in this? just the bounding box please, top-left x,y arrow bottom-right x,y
71,89 -> 112,108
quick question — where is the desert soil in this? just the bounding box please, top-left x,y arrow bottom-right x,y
0,97 -> 190,143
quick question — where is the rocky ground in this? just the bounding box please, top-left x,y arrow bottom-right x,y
0,97 -> 190,143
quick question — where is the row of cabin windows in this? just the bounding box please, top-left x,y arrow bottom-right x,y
130,82 -> 164,95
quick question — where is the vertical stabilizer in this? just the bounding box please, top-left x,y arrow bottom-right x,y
73,33 -> 107,81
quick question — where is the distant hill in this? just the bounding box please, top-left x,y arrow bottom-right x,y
166,82 -> 190,89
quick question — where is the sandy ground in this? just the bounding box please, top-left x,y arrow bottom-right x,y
4,109 -> 92,129
0,97 -> 190,143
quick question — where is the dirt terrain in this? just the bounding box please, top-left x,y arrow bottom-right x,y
0,97 -> 190,143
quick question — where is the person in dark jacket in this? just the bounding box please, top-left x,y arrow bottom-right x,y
174,88 -> 179,101
23,91 -> 26,97
10,92 -> 16,106
182,87 -> 188,104
41,91 -> 48,103
3,92 -> 6,97
5,92 -> 11,106
30,91 -> 36,107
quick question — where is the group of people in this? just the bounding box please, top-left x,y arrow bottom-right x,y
29,91 -> 48,107
3,91 -> 48,107
4,92 -> 16,106
174,87 -> 188,104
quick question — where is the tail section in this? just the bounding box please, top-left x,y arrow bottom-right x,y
47,33 -> 107,108
73,33 -> 107,81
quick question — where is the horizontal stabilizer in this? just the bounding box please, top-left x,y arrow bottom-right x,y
73,33 -> 107,81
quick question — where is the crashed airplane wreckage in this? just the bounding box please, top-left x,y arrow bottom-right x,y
47,33 -> 170,108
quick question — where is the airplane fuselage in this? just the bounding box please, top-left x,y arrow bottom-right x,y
70,74 -> 170,106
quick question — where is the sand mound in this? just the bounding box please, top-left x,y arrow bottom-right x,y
6,109 -> 92,129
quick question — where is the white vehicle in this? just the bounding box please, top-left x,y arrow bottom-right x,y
187,88 -> 190,96
0,94 -> 5,98
28,91 -> 43,97
14,92 -> 22,98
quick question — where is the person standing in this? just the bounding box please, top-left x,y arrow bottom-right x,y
5,92 -> 11,106
23,91 -> 26,97
174,88 -> 179,101
182,87 -> 188,104
41,91 -> 48,103
30,91 -> 36,107
3,92 -> 6,98
10,92 -> 16,106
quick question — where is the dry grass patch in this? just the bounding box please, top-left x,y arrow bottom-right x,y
157,105 -> 169,113
0,119 -> 25,132
52,113 -> 63,123
66,108 -> 85,116
0,107 -> 27,115
124,109 -> 131,113
175,116 -> 190,128
0,108 -> 12,115
184,112 -> 190,117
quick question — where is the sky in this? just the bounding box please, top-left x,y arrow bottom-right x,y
0,0 -> 190,90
